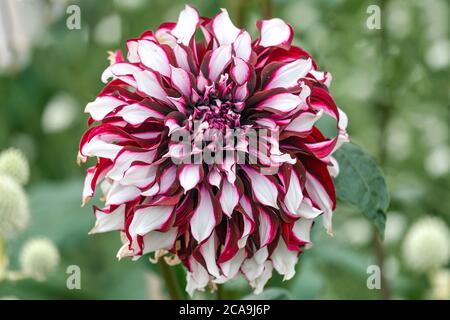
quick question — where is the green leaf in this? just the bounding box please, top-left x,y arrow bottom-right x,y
333,143 -> 389,237
242,288 -> 292,300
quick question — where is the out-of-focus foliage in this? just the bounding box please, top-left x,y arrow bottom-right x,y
0,0 -> 449,299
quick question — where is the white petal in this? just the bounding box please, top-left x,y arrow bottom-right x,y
305,172 -> 333,234
296,197 -> 322,219
219,180 -> 239,217
82,136 -> 123,160
186,257 -> 210,296
212,9 -> 240,45
259,208 -> 275,247
171,5 -> 199,46
230,57 -> 250,86
215,249 -> 246,283
242,257 -> 265,282
208,170 -> 222,188
137,40 -> 171,76
178,164 -> 201,193
292,218 -> 314,243
134,70 -> 170,103
190,186 -> 216,243
264,58 -> 312,90
142,227 -> 178,255
159,165 -> 177,194
171,66 -> 192,97
256,93 -> 301,113
116,103 -> 165,125
108,150 -> 156,180
233,31 -> 252,62
328,156 -> 340,177
241,166 -> 279,209
199,232 -> 221,278
284,170 -> 303,215
129,205 -> 174,238
271,239 -> 297,281
85,96 -> 125,121
90,205 -> 126,234
82,168 -> 95,201
141,182 -> 159,197
174,44 -> 191,71
101,62 -> 140,85
285,109 -> 323,133
105,181 -> 140,206
251,261 -> 273,294
208,44 -> 232,81
258,18 -> 292,47
121,164 -> 158,188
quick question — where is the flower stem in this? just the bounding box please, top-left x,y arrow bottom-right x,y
159,261 -> 184,300
373,0 -> 392,300
261,0 -> 273,19
216,284 -> 225,300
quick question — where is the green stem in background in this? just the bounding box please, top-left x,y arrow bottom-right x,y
261,0 -> 273,20
230,0 -> 247,28
216,284 -> 225,300
373,0 -> 392,300
159,261 -> 184,300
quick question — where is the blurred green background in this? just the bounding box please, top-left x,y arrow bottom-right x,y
0,0 -> 449,300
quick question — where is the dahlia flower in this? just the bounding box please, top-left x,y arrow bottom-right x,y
79,5 -> 348,295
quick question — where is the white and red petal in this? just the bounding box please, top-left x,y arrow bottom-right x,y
305,172 -> 334,234
186,256 -> 210,296
241,166 -> 279,209
137,40 -> 171,77
171,5 -> 199,46
116,103 -> 166,125
285,109 -> 323,134
170,66 -> 192,98
255,92 -> 302,114
178,164 -> 202,193
257,18 -> 293,48
233,31 -> 252,62
292,218 -> 314,244
89,205 -> 126,234
134,70 -> 171,104
85,96 -> 126,121
129,205 -> 175,238
283,169 -> 303,216
208,44 -> 232,82
107,149 -> 156,180
258,207 -> 276,247
141,227 -> 178,256
199,232 -> 221,278
230,57 -> 250,86
190,185 -> 218,243
219,179 -> 240,217
263,58 -> 312,90
271,239 -> 298,281
212,9 -> 241,46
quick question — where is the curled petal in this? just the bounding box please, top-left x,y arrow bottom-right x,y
171,5 -> 199,46
263,58 -> 312,90
212,9 -> 241,45
257,18 -> 293,48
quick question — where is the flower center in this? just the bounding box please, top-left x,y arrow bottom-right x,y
193,99 -> 241,131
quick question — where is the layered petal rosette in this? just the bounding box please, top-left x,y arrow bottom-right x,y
79,6 -> 348,295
